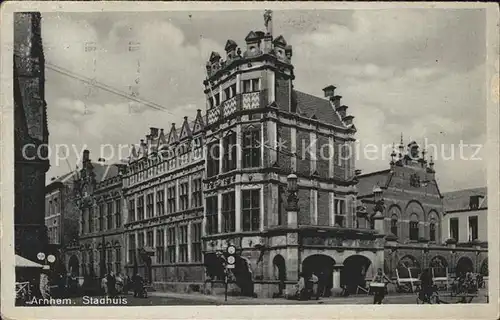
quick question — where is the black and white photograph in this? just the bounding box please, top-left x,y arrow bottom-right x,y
1,2 -> 499,319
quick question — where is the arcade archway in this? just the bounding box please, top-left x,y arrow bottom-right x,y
456,256 -> 474,277
480,258 -> 488,276
341,255 -> 372,294
272,255 -> 286,295
302,254 -> 335,297
68,255 -> 79,276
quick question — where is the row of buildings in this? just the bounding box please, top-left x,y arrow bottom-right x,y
45,11 -> 489,298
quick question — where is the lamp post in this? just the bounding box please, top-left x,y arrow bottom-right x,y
37,252 -> 56,300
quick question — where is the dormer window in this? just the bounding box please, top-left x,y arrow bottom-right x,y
469,195 -> 483,210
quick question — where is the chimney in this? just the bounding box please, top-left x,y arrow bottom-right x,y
82,149 -> 90,164
322,85 -> 336,98
337,105 -> 348,118
342,114 -> 354,125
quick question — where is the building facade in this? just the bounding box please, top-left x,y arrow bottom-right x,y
442,187 -> 488,276
357,140 -> 488,281
64,151 -> 126,282
45,172 -> 79,248
14,12 -> 50,267
122,116 -> 205,291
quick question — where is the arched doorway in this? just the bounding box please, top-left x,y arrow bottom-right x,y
272,255 -> 286,296
204,253 -> 225,281
341,255 -> 372,294
397,255 -> 421,279
232,256 -> 255,297
429,256 -> 448,269
302,254 -> 335,297
68,255 -> 80,276
480,258 -> 488,276
456,257 -> 474,277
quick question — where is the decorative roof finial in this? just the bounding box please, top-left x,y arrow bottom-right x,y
264,9 -> 273,36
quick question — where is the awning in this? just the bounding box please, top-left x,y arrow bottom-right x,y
15,255 -> 43,268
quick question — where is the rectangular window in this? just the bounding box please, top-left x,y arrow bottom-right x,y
138,232 -> 145,249
223,132 -> 237,172
206,196 -> 218,235
334,199 -> 346,227
179,225 -> 188,262
137,196 -> 144,221
115,247 -> 121,274
81,208 -> 87,234
450,218 -> 459,241
128,199 -> 135,223
468,216 -> 478,241
88,208 -> 94,233
251,78 -> 260,92
242,190 -> 260,231
214,93 -> 220,106
156,189 -> 165,215
242,79 -> 251,93
180,182 -> 189,211
192,223 -> 202,262
107,202 -> 113,230
128,234 -> 136,264
156,229 -> 165,264
167,186 -> 176,213
222,192 -> 236,233
146,230 -> 154,248
167,227 -> 176,263
243,130 -> 261,168
207,142 -> 220,177
192,178 -> 203,208
99,204 -> 104,231
146,193 -> 154,218
115,199 -> 121,228
106,248 -> 113,276
410,221 -> 419,241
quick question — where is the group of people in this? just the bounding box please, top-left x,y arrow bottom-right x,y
289,272 -> 328,301
101,271 -> 125,297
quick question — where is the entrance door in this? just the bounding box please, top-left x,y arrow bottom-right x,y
341,255 -> 372,294
302,254 -> 335,297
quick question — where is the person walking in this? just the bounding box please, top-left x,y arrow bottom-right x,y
106,271 -> 116,297
419,268 -> 434,303
371,268 -> 392,304
310,272 -> 319,300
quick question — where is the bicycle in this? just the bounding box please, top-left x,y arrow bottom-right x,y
416,285 -> 440,304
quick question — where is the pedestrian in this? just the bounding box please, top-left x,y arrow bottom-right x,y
297,272 -> 307,300
419,268 -> 434,303
107,271 -> 116,297
316,271 -> 325,299
310,272 -> 319,300
371,268 -> 392,304
133,273 -> 143,298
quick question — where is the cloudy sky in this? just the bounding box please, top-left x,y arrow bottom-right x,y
40,8 -> 487,192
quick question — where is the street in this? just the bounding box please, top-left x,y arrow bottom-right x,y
62,288 -> 488,306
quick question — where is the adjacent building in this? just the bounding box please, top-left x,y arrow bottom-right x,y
14,12 -> 50,268
45,172 -> 80,249
64,151 -> 126,282
443,187 -> 488,275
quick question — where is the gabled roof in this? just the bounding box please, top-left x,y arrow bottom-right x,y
273,35 -> 287,46
209,51 -> 221,62
245,31 -> 259,41
168,124 -> 179,144
292,90 -> 346,127
91,162 -> 120,182
192,110 -> 205,134
179,117 -> 193,141
225,39 -> 237,51
443,187 -> 487,212
356,169 -> 392,196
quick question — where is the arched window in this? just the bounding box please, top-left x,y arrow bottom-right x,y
390,214 -> 398,236
409,213 -> 419,241
429,219 -> 436,242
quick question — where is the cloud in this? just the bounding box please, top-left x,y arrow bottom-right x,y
41,10 -> 487,192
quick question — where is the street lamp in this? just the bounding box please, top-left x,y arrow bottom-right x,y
287,173 -> 298,193
286,173 -> 299,212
